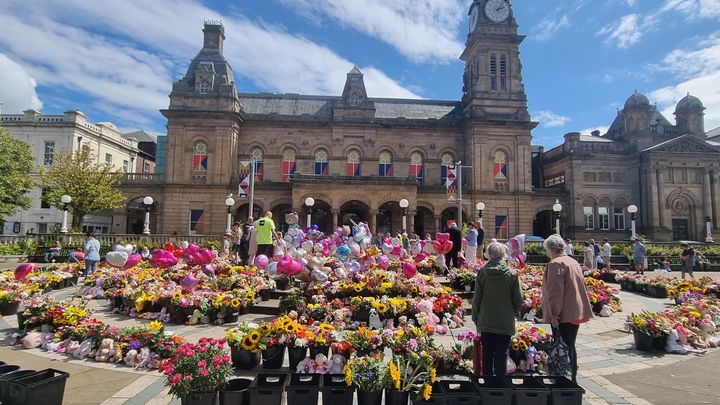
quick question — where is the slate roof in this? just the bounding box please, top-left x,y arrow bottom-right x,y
579,134 -> 614,143
123,129 -> 157,143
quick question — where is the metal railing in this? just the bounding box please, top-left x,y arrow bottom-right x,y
120,173 -> 165,184
0,234 -> 219,246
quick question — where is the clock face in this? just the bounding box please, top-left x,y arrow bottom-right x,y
484,0 -> 510,23
469,6 -> 479,32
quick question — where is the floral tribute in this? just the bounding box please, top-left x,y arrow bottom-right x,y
161,338 -> 233,399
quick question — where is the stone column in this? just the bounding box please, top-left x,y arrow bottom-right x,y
408,210 -> 416,234
712,170 -> 720,228
332,209 -> 339,230
369,210 -> 377,235
649,168 -> 659,230
656,168 -> 666,228
704,168 -> 713,219
435,215 -> 442,233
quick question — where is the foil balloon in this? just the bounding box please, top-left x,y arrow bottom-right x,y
377,255 -> 390,269
391,245 -> 402,256
181,241 -> 190,249
266,262 -> 279,278
301,241 -> 314,252
414,252 -> 429,262
411,242 -> 422,256
313,243 -> 324,254
435,233 -> 450,244
348,260 -> 362,273
308,256 -> 324,270
255,255 -> 269,269
201,264 -> 216,276
186,243 -> 200,254
366,245 -> 380,257
381,243 -> 393,255
124,244 -> 135,255
150,249 -> 178,269
403,262 -> 418,278
336,245 -> 351,261
390,237 -> 401,246
342,225 -> 351,236
181,273 -> 200,293
165,242 -> 175,252
442,240 -> 453,254
283,234 -> 294,245
15,263 -> 37,280
348,241 -> 361,256
310,268 -> 328,283
333,267 -> 347,279
123,254 -> 142,270
193,248 -> 216,265
278,256 -> 294,275
433,240 -> 443,254
105,251 -> 129,268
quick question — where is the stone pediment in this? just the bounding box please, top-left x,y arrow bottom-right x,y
643,134 -> 720,154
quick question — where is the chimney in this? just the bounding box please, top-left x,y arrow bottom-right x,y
202,20 -> 225,53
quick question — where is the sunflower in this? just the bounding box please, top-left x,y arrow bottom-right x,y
430,367 -> 437,383
285,323 -> 297,334
259,323 -> 271,334
241,336 -> 256,350
230,298 -> 241,308
248,330 -> 261,343
389,361 -> 401,389
344,362 -> 353,386
172,292 -> 183,300
375,303 -> 388,314
319,323 -> 334,333
423,384 -> 432,401
353,284 -> 363,293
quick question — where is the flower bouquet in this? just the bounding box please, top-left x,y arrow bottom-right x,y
625,310 -> 672,351
345,327 -> 384,357
161,338 -> 233,402
225,321 -> 262,369
387,352 -> 436,403
344,356 -> 388,404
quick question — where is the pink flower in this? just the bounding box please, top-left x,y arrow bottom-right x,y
197,359 -> 207,368
170,373 -> 182,385
200,369 -> 209,376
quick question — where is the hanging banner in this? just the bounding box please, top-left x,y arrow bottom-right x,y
446,165 -> 457,197
238,160 -> 251,198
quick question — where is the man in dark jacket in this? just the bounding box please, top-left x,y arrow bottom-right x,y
445,222 -> 462,269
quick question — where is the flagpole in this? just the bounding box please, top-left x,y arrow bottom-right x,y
249,159 -> 256,220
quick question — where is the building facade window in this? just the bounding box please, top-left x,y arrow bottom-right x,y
250,147 -> 264,181
584,207 -> 595,230
192,142 -> 208,172
143,162 -> 151,173
40,189 -> 50,209
314,149 -> 329,176
189,209 -> 205,235
495,215 -> 509,239
500,54 -> 507,90
490,54 -> 497,91
440,152 -> 454,185
346,150 -> 361,176
598,207 -> 609,230
281,148 -> 297,182
44,141 -> 55,165
105,153 -> 113,164
123,160 -> 129,173
37,223 -> 48,234
614,207 -> 625,230
378,151 -> 393,177
494,151 -> 508,180
409,152 -> 424,184
199,81 -> 209,94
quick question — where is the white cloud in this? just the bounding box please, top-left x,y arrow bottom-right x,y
624,0 -> 639,6
596,14 -> 658,48
532,111 -> 572,128
278,0 -> 466,63
0,54 -> 43,113
578,125 -> 611,135
661,0 -> 720,19
648,32 -> 720,132
532,15 -> 571,41
0,0 -> 419,128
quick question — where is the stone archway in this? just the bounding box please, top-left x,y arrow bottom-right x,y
414,206 -> 434,238
376,201 -> 398,236
236,203 -> 263,224
668,193 -> 696,241
339,200 -> 370,228
309,199 -> 333,234
440,207 -> 467,231
126,196 -> 158,235
533,210 -> 554,238
271,203 -> 294,234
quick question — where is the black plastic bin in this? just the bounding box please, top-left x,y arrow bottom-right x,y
220,378 -> 252,405
249,373 -> 288,405
538,376 -> 584,405
0,366 -> 20,376
473,376 -> 513,405
321,374 -> 354,405
439,380 -> 480,405
287,374 -> 321,405
0,370 -> 36,400
411,382 -> 445,405
504,376 -> 550,405
2,368 -> 69,405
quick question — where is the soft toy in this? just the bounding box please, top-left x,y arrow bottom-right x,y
525,346 -> 537,372
72,338 -> 94,359
112,344 -> 124,363
314,353 -> 328,374
507,234 -> 527,270
443,313 -> 458,329
65,340 -> 80,355
332,308 -> 351,330
415,299 -> 442,333
296,358 -> 316,374
329,353 -> 346,374
22,332 -> 52,349
700,319 -> 720,347
188,309 -> 203,325
369,308 -> 384,330
83,278 -> 105,300
124,349 -> 140,367
46,341 -> 62,352
95,338 -> 114,362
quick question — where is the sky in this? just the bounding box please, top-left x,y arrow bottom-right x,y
0,0 -> 719,148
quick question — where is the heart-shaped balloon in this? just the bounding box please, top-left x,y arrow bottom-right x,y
381,243 -> 393,255
377,255 -> 390,269
414,252 -> 429,262
123,254 -> 142,269
124,244 -> 134,255
403,262 -> 417,278
290,259 -> 303,276
114,244 -> 125,253
150,249 -> 178,269
194,248 -> 216,265
181,273 -> 200,293
308,256 -> 324,270
106,251 -> 129,268
201,264 -> 215,276
411,243 -> 422,256
186,243 -> 200,254
348,242 -> 361,256
165,242 -> 175,252
301,241 -> 314,252
310,269 -> 328,283
15,263 -> 37,280
436,233 -> 450,244
433,241 -> 443,254
391,245 -> 402,256
442,240 -> 454,255
277,256 -> 293,275
255,255 -> 269,269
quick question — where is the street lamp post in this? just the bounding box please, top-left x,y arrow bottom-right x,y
225,196 -> 235,236
142,196 -> 154,235
705,216 -> 713,243
475,201 -> 485,227
399,199 -> 409,232
627,204 -> 638,240
552,199 -> 562,236
60,195 -> 72,235
305,197 -> 315,228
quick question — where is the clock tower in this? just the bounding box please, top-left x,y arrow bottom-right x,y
461,0 -> 529,122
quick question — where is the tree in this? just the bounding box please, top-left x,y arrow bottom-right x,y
38,144 -> 126,228
0,126 -> 34,217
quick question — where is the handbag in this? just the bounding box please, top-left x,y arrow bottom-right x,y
548,333 -> 572,379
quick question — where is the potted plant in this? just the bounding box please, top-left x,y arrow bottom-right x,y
458,270 -> 477,292
225,322 -> 261,369
345,327 -> 384,358
625,311 -> 671,352
386,352 -> 436,405
344,356 -> 388,405
161,338 -> 233,405
307,322 -> 338,358
0,288 -> 23,316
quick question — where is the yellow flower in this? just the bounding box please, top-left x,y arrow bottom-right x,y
319,323 -> 334,333
375,302 -> 388,314
389,361 -> 401,389
230,298 -> 241,307
248,331 -> 261,343
148,320 -> 163,331
241,336 -> 256,351
423,384 -> 432,401
344,362 -> 353,386
430,367 -> 437,383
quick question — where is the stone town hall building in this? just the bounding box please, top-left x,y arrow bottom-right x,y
119,0 -> 719,242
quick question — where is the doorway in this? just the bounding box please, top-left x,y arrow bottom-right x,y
672,219 -> 689,241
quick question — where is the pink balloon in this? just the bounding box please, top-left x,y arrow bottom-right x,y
278,256 -> 293,275
290,259 -> 303,276
201,264 -> 215,276
435,232 -> 450,244
15,263 -> 37,281
194,248 -> 216,265
123,254 -> 142,269
150,249 -> 178,269
378,255 -> 390,270
180,273 -> 200,293
392,245 -> 402,256
433,241 -> 443,254
186,244 -> 201,254
403,262 -> 417,278
442,241 -> 454,255
255,255 -> 269,269
414,253 -> 428,262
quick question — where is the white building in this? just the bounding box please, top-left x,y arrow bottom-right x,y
0,109 -> 140,235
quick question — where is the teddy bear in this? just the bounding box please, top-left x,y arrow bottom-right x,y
72,338 -> 94,359
415,299 -> 444,334
95,338 -> 114,362
124,349 -> 140,367
22,332 -> 53,349
332,308 -> 350,331
296,357 -> 317,374
525,346 -> 537,372
135,348 -> 161,370
111,344 -> 124,363
700,319 -> 720,348
328,353 -> 346,374
369,308 -> 383,330
65,340 -> 80,355
536,351 -> 548,374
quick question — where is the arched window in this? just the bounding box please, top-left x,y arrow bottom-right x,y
250,147 -> 264,181
314,149 -> 329,176
346,150 -> 361,176
199,81 -> 209,94
409,152 -> 424,184
378,151 -> 393,177
494,151 -> 508,180
440,152 -> 454,185
192,142 -> 208,172
281,148 -> 296,182
500,54 -> 507,90
490,54 -> 497,91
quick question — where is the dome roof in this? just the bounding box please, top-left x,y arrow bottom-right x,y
676,94 -> 704,111
624,91 -> 650,108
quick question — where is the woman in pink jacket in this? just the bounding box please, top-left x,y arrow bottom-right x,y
542,234 -> 593,382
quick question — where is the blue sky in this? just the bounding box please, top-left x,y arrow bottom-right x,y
0,0 -> 718,148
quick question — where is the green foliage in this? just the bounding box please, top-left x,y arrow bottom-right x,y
0,242 -> 37,256
0,126 -> 34,216
38,144 -> 126,227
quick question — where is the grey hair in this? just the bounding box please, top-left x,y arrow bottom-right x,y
544,234 -> 565,254
485,242 -> 507,261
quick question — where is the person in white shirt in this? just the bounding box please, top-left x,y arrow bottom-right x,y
601,239 -> 612,270
564,239 -> 574,256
